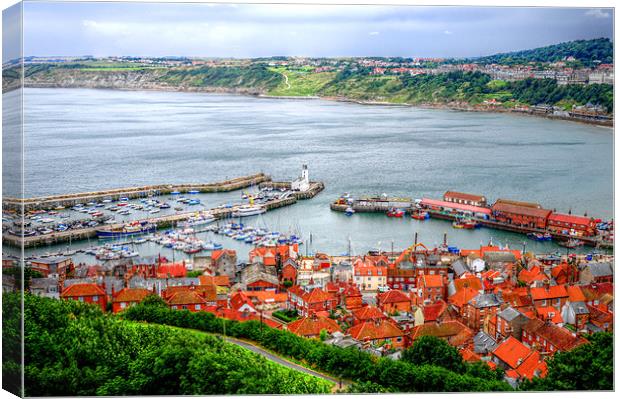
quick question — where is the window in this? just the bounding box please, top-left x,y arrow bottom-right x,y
396,336 -> 403,342
195,304 -> 201,310
78,296 -> 84,302
120,302 -> 127,309
172,305 -> 177,310
92,296 -> 99,301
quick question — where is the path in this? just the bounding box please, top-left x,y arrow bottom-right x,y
281,72 -> 291,89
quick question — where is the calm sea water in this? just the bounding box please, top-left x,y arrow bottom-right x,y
4,88 -> 614,260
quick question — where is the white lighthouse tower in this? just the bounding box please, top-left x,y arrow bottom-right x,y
292,164 -> 310,192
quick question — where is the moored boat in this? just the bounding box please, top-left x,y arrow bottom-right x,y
386,208 -> 404,218
232,205 -> 266,218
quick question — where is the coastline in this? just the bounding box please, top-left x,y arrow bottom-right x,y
16,83 -> 614,128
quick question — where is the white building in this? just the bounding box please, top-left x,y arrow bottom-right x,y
291,164 -> 310,192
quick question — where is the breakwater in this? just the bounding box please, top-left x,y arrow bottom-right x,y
3,173 -> 270,212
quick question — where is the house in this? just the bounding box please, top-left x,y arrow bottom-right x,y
547,213 -> 596,237
529,284 -> 568,310
166,290 -> 208,312
230,291 -> 258,314
410,320 -> 474,348
287,314 -> 340,338
30,277 -> 60,299
491,202 -> 551,230
550,262 -> 579,285
535,306 -> 563,324
483,252 -> 517,271
492,306 -> 530,341
60,283 -> 108,311
492,337 -> 547,381
522,318 -> 587,354
416,274 -> 445,304
579,262 -> 613,284
353,261 -> 387,292
463,292 -> 503,331
422,300 -> 451,324
241,263 -> 279,291
352,305 -> 388,325
586,304 -> 613,332
280,262 -> 298,287
287,286 -> 337,317
111,287 -> 152,313
348,319 -> 406,349
387,267 -> 417,291
156,262 -> 187,278
443,191 -> 487,207
473,331 -> 498,355
210,249 -> 237,278
378,290 -> 412,314
326,281 -> 363,310
448,286 -> 479,318
29,256 -> 74,277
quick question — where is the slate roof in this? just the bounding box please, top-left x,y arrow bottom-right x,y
497,306 -> 521,322
468,293 -> 503,308
473,331 -> 498,354
451,259 -> 468,277
586,262 -> 613,277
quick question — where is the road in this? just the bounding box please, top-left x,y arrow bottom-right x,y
222,335 -> 345,389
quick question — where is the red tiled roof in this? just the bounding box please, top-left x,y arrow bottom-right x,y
112,288 -> 151,303
287,316 -> 340,337
530,285 -> 568,301
411,320 -> 473,347
378,289 -> 411,304
348,319 -> 403,341
523,319 -> 587,351
444,191 -> 485,202
453,276 -> 482,292
166,290 -> 207,306
164,285 -> 217,301
422,274 -> 444,288
449,287 -> 479,309
305,287 -> 335,304
422,300 -> 448,322
421,198 -> 492,215
493,336 -> 532,369
230,291 -> 256,311
212,249 -> 236,261
157,262 -> 187,278
516,351 -> 547,380
199,275 -> 230,287
581,283 -> 614,301
518,266 -> 548,285
492,202 -> 552,219
352,306 -> 387,321
61,283 -> 106,298
535,306 -> 563,324
548,213 -> 593,226
460,348 -> 482,363
566,285 -> 586,303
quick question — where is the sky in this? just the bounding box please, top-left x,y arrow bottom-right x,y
7,2 -> 615,60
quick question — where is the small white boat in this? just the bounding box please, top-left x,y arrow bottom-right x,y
232,205 -> 266,218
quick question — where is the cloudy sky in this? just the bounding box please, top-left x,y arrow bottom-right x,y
14,2 -> 615,59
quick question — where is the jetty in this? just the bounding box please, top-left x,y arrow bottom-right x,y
2,173 -> 271,212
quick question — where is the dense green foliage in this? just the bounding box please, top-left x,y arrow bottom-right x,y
158,65 -> 282,91
9,293 -> 332,396
2,292 -> 22,396
509,78 -> 613,112
401,335 -> 467,373
520,332 -> 613,391
272,309 -> 300,322
122,300 -> 513,392
470,38 -> 613,66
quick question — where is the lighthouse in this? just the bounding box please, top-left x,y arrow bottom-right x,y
292,164 -> 310,192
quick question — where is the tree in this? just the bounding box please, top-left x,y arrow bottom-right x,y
521,332 -> 613,391
319,329 -> 328,341
401,336 -> 466,374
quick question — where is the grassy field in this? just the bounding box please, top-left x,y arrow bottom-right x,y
267,66 -> 336,96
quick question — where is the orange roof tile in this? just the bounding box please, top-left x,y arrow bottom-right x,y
378,290 -> 411,305
422,274 -> 444,288
348,319 -> 403,341
352,306 -> 387,321
516,351 -> 548,380
492,336 -> 532,369
166,290 -> 207,306
112,288 -> 151,303
449,287 -> 480,309
518,266 -> 547,285
422,301 -> 448,322
199,275 -> 230,287
460,348 -> 482,363
287,316 -> 340,337
411,320 -> 473,347
453,276 -> 482,292
566,285 -> 586,303
530,285 -> 568,301
535,306 -> 563,324
61,283 -> 106,298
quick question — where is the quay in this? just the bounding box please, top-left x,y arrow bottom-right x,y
2,173 -> 271,212
331,193 -> 613,249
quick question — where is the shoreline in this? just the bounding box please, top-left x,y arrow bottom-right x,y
18,83 -> 614,128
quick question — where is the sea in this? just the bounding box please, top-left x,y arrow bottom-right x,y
2,88 -> 614,262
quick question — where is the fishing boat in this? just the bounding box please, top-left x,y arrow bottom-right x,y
159,203 -> 171,209
386,208 -> 404,218
345,207 -> 355,216
149,208 -> 160,214
188,199 -> 201,205
170,190 -> 180,195
188,189 -> 200,194
96,222 -> 156,239
411,210 -> 429,220
232,205 -> 266,218
203,241 -> 223,251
